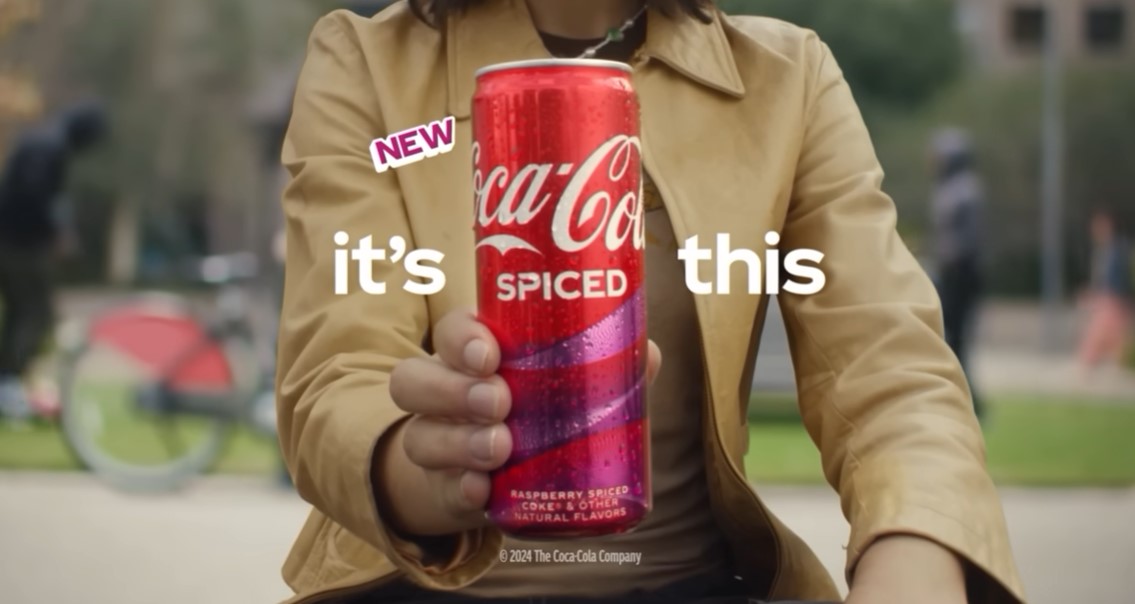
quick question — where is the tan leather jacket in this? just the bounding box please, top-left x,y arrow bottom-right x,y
276,1 -> 1026,602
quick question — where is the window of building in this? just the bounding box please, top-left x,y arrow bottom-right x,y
1086,6 -> 1127,50
1009,5 -> 1047,50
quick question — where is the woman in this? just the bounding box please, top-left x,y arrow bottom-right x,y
276,1 -> 1025,603
1078,208 -> 1133,374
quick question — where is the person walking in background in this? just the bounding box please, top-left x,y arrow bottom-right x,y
0,101 -> 107,424
929,128 -> 986,420
1077,208 -> 1134,376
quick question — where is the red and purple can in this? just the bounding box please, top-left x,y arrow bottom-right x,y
472,59 -> 650,539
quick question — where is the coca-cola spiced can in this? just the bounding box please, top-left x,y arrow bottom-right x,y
472,59 -> 650,539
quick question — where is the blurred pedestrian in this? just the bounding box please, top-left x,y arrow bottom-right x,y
0,101 -> 108,424
929,128 -> 986,420
1077,208 -> 1133,375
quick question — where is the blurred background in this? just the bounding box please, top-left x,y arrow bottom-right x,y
0,0 -> 1132,603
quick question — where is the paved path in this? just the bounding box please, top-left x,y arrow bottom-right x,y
0,473 -> 1131,604
752,301 -> 1135,400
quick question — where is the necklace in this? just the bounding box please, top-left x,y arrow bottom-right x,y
578,5 -> 648,59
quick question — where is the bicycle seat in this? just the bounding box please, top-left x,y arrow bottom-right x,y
196,253 -> 260,285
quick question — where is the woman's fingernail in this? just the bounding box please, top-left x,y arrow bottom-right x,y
467,383 -> 499,418
469,427 -> 496,462
464,339 -> 489,372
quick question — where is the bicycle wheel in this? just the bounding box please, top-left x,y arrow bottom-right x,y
58,294 -> 255,492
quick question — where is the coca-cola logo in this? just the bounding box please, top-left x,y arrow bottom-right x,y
473,135 -> 646,255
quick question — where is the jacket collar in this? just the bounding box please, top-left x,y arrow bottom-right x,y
446,0 -> 746,119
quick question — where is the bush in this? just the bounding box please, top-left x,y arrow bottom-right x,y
720,0 -> 963,112
871,66 -> 1135,297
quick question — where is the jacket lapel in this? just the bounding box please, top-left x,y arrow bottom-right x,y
438,0 -> 780,446
446,0 -> 548,120
446,0 -> 747,118
635,62 -> 777,458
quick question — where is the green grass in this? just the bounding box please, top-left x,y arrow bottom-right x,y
0,422 -> 277,474
0,381 -> 278,475
744,395 -> 1135,487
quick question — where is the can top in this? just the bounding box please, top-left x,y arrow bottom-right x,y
474,58 -> 632,79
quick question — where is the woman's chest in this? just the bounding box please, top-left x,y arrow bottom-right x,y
393,77 -> 805,339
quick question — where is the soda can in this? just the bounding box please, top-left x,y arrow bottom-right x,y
472,59 -> 650,539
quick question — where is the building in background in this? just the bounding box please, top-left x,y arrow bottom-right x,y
957,0 -> 1134,70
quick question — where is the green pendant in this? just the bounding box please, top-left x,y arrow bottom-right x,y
608,27 -> 624,42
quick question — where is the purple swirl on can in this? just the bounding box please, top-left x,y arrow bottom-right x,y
506,377 -> 646,462
502,289 -> 646,370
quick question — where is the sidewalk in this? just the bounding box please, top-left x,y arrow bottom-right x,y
752,300 -> 1135,401
1,473 -> 1131,604
971,349 -> 1135,401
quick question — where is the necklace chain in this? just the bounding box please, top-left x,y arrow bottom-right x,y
578,5 -> 647,59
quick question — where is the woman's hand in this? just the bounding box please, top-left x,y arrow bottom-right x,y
845,535 -> 969,604
378,309 -> 661,537
381,309 -> 514,536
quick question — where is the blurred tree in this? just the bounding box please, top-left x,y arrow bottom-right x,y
1,0 -> 380,283
30,0 -> 323,283
0,0 -> 39,37
0,0 -> 44,151
874,66 -> 1135,297
719,0 -> 964,117
716,0 -> 966,272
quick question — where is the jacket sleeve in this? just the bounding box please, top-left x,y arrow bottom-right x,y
776,35 -> 1027,603
276,12 -> 501,589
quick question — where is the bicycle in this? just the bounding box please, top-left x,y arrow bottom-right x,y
56,253 -> 283,492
